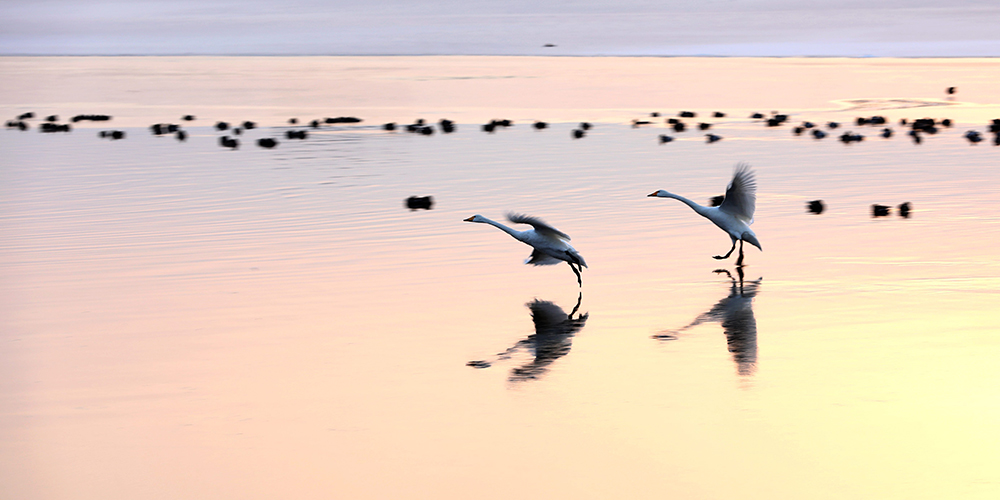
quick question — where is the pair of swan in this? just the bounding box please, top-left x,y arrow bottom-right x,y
464,163 -> 762,286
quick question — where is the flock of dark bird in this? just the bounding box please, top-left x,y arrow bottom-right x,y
8,86 -> 994,286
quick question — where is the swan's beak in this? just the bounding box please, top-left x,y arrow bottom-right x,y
463,216 -> 475,222
647,191 -> 660,197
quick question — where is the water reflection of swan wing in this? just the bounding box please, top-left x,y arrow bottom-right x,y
656,271 -> 760,376
468,295 -> 588,383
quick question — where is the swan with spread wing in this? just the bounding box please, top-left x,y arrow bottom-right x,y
463,213 -> 587,286
648,162 -> 761,265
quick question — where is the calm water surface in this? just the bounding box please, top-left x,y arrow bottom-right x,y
2,57 -> 999,499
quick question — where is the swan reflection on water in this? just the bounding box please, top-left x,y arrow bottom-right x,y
468,293 -> 588,382
655,267 -> 761,376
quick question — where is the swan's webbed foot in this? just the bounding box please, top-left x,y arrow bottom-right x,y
714,239 -> 738,260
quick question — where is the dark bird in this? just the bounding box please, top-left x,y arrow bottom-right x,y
71,114 -> 111,122
17,112 -> 34,120
242,121 -> 256,130
219,136 -> 239,149
325,117 -> 362,124
812,129 -> 827,139
579,122 -> 592,130
175,130 -> 186,141
658,134 -> 674,144
40,123 -> 70,133
713,111 -> 726,118
679,111 -> 696,118
182,115 -> 195,121
964,130 -> 983,144
672,121 -> 686,133
839,132 -> 863,143
533,121 -> 548,130
288,118 -> 298,124
881,128 -> 893,138
872,204 -> 891,217
632,119 -> 651,127
807,200 -> 825,214
898,202 -> 911,218
285,130 -> 308,140
909,130 -> 922,144
839,132 -> 864,143
215,121 -> 229,131
699,123 -> 712,130
706,134 -> 722,143
405,196 -> 434,211
383,122 -> 396,131
572,129 -> 585,139
766,115 -> 788,127
439,119 -> 455,133
947,87 -> 956,95
750,112 -> 764,119
827,121 -> 840,129
99,130 -> 126,140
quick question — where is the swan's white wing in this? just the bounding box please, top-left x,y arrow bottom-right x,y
718,162 -> 756,223
507,213 -> 571,240
525,249 -> 563,266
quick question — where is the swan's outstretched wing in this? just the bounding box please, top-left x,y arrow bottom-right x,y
507,213 -> 571,240
525,249 -> 562,266
718,163 -> 756,223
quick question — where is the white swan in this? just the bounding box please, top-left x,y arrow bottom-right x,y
463,213 -> 587,286
648,162 -> 762,265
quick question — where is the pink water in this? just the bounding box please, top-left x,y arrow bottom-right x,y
2,56 -> 999,499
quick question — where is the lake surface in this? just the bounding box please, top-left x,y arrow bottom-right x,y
2,56 -> 1000,499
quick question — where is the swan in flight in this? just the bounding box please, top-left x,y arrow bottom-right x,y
463,213 -> 587,286
648,162 -> 762,265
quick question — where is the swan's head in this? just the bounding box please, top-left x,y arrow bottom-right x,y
464,215 -> 486,223
648,190 -> 673,198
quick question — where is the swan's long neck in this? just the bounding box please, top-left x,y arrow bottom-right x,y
659,192 -> 711,218
480,217 -> 523,240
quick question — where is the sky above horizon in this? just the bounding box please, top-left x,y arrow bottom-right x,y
2,1 -> 1000,57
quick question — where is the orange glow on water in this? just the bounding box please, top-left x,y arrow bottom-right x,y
2,56 -> 1000,499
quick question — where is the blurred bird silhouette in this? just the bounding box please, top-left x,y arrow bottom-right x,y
467,294 -> 588,382
654,268 -> 760,376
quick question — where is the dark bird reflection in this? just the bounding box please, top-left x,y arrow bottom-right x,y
468,294 -> 588,382
654,268 -> 761,376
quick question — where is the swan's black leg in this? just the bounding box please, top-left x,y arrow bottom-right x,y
714,237 -> 737,260
569,262 -> 582,287
736,240 -> 745,266
570,292 -> 583,317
